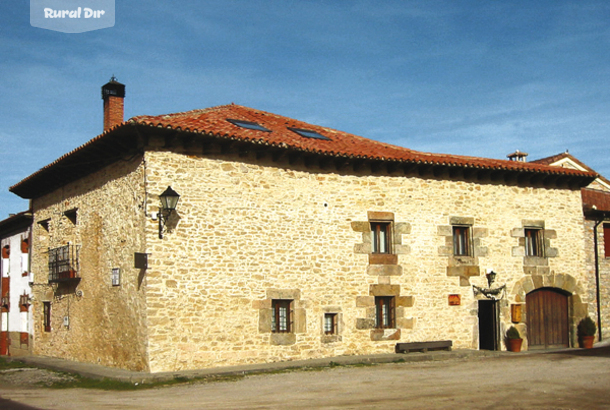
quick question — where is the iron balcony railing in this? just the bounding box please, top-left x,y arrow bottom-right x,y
48,244 -> 80,283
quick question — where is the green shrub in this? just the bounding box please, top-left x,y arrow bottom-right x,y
506,326 -> 521,340
577,316 -> 596,337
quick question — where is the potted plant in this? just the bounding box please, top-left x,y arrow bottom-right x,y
506,326 -> 523,352
577,316 -> 596,349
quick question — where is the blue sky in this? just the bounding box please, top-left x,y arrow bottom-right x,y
1,1 -> 609,218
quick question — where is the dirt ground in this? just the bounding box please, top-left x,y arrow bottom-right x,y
1,348 -> 609,409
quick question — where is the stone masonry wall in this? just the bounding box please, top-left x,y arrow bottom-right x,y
584,219 -> 610,340
30,156 -> 150,371
143,146 -> 589,372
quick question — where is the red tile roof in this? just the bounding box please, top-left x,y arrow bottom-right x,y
131,104 -> 596,176
11,104 -> 597,199
533,152 -> 610,188
582,188 -> 610,213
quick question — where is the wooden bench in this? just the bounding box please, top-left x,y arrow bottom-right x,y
395,340 -> 452,353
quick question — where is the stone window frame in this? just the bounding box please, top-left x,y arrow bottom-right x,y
321,307 -> 343,343
257,289 -> 306,346
375,296 -> 395,329
439,216 -> 487,286
352,211 -> 411,276
452,225 -> 472,257
524,227 -> 544,257
370,221 -> 392,255
356,284 -> 414,341
511,220 -> 557,275
271,299 -> 293,333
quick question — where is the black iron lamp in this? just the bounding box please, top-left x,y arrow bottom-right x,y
158,186 -> 180,239
486,269 -> 497,287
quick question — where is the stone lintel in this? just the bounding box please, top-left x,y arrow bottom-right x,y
266,289 -> 301,300
523,219 -> 545,228
369,284 -> 401,296
450,216 -> 474,226
523,256 -> 548,266
367,211 -> 394,221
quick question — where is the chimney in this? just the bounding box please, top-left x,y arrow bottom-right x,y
101,76 -> 125,132
507,149 -> 528,162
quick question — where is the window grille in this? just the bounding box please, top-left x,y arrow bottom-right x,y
48,245 -> 79,282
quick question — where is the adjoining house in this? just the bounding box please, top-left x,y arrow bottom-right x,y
532,152 -> 610,343
0,211 -> 33,356
8,79 -> 600,372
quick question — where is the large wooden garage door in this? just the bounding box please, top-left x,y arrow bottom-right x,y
526,288 -> 569,349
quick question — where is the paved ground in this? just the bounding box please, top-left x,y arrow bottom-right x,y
1,346 -> 610,409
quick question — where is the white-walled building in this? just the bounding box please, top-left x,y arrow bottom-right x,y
0,211 -> 33,356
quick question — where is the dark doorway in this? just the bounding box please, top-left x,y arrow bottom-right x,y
526,288 -> 569,349
478,300 -> 500,350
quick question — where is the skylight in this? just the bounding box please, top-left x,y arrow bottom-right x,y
288,127 -> 331,141
227,119 -> 271,132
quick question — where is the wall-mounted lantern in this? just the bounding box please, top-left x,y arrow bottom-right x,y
159,186 -> 180,239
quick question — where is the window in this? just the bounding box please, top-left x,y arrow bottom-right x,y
453,226 -> 471,256
64,209 -> 77,225
271,299 -> 292,333
371,222 -> 391,254
288,127 -> 331,141
38,219 -> 50,232
375,296 -> 395,329
604,224 -> 610,258
525,228 -> 544,257
111,268 -> 121,286
48,244 -> 79,282
324,313 -> 338,335
43,302 -> 51,332
227,119 -> 271,132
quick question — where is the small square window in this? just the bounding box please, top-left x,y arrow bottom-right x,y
453,226 -> 471,256
375,296 -> 395,329
525,228 -> 544,257
64,209 -> 77,225
371,222 -> 392,254
272,299 -> 292,333
38,219 -> 50,232
324,313 -> 338,335
111,268 -> 121,286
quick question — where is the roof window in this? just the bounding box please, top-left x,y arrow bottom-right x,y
227,119 -> 271,132
288,127 -> 330,141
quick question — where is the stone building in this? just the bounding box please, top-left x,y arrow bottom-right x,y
0,211 -> 33,357
9,80 -> 599,372
533,152 -> 610,343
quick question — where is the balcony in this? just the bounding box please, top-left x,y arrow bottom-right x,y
48,245 -> 80,283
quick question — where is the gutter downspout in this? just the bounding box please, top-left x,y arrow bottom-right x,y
593,218 -> 603,341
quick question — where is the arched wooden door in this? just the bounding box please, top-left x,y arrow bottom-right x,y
526,288 -> 569,349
